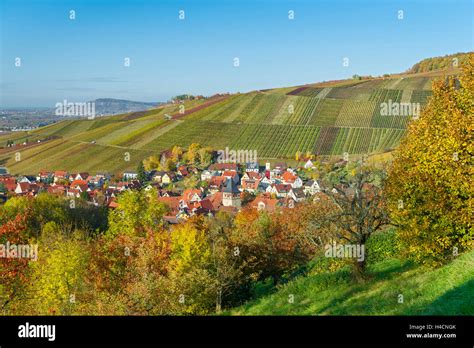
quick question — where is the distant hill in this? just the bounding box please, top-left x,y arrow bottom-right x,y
91,98 -> 161,116
407,52 -> 472,74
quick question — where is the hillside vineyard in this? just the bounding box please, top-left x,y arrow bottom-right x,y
0,73 -> 440,174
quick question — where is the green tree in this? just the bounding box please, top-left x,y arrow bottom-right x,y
387,54 -> 474,265
107,188 -> 168,237
320,163 -> 390,276
137,161 -> 147,183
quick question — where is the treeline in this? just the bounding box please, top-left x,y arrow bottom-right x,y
407,52 -> 471,73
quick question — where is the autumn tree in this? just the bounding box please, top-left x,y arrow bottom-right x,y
184,143 -> 202,164
25,222 -> 90,315
386,54 -> 473,265
205,212 -> 244,312
230,206 -> 318,285
198,147 -> 213,168
319,163 -> 390,276
171,145 -> 183,162
107,188 -> 168,237
167,218 -> 215,314
295,151 -> 301,161
143,155 -> 160,171
0,210 -> 32,314
88,225 -> 172,315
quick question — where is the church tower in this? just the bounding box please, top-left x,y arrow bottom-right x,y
222,178 -> 241,208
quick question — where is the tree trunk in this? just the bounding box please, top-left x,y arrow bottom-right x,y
216,288 -> 222,313
353,258 -> 367,281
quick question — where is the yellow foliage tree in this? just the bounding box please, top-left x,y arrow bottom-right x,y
386,54 -> 474,265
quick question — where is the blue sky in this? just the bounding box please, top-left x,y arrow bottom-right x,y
1,0 -> 472,107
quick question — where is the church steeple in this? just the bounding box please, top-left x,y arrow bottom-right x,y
222,179 -> 241,208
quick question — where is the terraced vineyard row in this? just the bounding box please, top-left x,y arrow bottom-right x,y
368,89 -> 403,104
185,95 -> 241,121
410,90 -> 433,104
335,100 -> 376,127
308,99 -> 343,126
370,114 -> 412,129
295,87 -> 324,97
284,97 -> 320,125
135,118 -> 406,158
234,93 -> 267,123
230,124 -> 321,158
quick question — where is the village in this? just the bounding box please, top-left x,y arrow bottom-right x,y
0,151 -> 329,224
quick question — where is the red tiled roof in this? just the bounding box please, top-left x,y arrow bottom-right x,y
209,163 -> 238,171
251,195 -> 280,212
158,196 -> 182,213
71,180 -> 88,187
210,176 -> 226,187
207,192 -> 223,210
182,188 -> 202,202
244,171 -> 260,180
222,170 -> 238,177
275,184 -> 292,193
282,171 -> 297,183
54,170 -> 68,177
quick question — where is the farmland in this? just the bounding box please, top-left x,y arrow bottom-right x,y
0,70 -> 451,174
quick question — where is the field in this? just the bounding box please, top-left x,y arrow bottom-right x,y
0,71 -> 450,174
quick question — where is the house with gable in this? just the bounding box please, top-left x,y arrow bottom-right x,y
250,193 -> 281,213
241,171 -> 261,193
75,172 -> 90,181
200,169 -> 217,181
281,171 -> 303,188
303,180 -> 321,195
304,159 -> 315,169
161,172 -> 176,185
53,170 -> 68,183
37,170 -> 52,183
288,187 -> 306,202
266,183 -> 292,198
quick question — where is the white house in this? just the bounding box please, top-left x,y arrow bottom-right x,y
259,176 -> 274,189
303,180 -> 321,195
200,170 -> 217,181
266,184 -> 292,198
288,187 -> 306,202
123,171 -> 138,180
304,159 -> 315,169
281,171 -> 303,188
245,162 -> 259,173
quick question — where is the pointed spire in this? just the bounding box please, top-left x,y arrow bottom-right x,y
223,178 -> 239,194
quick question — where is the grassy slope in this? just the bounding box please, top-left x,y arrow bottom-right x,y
231,251 -> 474,315
0,69 -> 456,174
